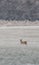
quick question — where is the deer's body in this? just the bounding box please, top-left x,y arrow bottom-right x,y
20,39 -> 27,45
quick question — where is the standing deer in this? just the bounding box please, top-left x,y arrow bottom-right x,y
20,39 -> 27,45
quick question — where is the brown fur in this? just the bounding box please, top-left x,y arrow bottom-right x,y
20,39 -> 27,45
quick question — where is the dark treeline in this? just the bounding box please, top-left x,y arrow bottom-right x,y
0,0 -> 39,21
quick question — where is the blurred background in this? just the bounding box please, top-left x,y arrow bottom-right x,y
0,0 -> 39,21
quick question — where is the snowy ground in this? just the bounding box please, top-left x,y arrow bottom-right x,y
0,26 -> 39,47
0,26 -> 39,65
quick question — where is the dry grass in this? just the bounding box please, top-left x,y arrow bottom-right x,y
0,20 -> 39,26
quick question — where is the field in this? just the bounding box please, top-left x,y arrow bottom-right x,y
0,26 -> 39,65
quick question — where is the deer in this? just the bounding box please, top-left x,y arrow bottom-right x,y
20,39 -> 27,45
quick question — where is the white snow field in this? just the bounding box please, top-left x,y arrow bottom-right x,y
0,26 -> 39,65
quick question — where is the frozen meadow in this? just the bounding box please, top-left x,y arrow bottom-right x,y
0,26 -> 39,65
